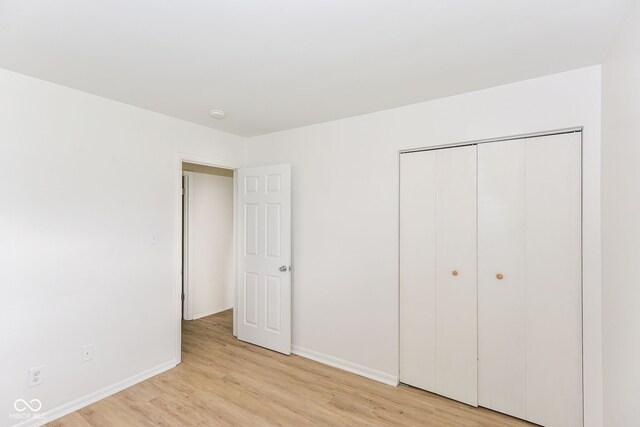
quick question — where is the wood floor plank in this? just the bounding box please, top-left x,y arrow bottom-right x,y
48,310 -> 532,426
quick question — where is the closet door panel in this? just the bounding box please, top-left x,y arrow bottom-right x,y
525,133 -> 582,427
399,151 -> 437,392
435,146 -> 478,407
477,140 -> 527,418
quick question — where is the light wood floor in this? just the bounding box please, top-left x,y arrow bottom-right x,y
49,310 -> 531,426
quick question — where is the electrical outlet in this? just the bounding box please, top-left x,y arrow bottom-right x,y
81,344 -> 94,362
28,366 -> 44,388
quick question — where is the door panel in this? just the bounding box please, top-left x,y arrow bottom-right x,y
478,140 -> 527,418
435,146 -> 478,407
244,272 -> 258,326
399,150 -> 437,392
244,204 -> 259,255
525,133 -> 582,427
237,164 -> 291,354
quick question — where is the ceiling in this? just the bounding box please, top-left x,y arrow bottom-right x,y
0,1 -> 631,136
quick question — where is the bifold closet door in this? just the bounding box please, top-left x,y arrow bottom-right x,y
400,150 -> 437,393
400,145 -> 477,407
478,132 -> 582,426
525,133 -> 582,427
478,140 -> 527,419
434,146 -> 478,406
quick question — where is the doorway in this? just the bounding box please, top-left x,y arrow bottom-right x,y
182,162 -> 235,321
175,157 -> 293,364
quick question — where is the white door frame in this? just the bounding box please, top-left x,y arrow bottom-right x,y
175,153 -> 241,363
182,171 -> 193,320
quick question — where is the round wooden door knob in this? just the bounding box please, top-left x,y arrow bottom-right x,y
496,273 -> 504,280
452,270 -> 459,277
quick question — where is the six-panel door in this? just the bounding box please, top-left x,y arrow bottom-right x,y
237,164 -> 292,355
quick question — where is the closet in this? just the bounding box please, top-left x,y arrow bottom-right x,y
399,132 -> 582,427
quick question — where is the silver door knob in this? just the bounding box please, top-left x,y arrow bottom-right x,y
279,265 -> 288,272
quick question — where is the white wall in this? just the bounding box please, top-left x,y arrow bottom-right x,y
0,67 -> 245,426
0,61 -> 606,426
246,66 -> 603,426
185,171 -> 234,319
602,3 -> 640,426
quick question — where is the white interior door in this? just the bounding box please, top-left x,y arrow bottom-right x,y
478,133 -> 582,426
434,145 -> 478,407
401,134 -> 581,422
399,146 -> 477,407
478,140 -> 527,418
237,164 -> 291,355
525,133 -> 582,427
400,150 -> 437,392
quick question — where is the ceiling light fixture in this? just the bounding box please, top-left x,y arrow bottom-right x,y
209,109 -> 226,119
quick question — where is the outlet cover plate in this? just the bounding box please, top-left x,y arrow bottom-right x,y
28,365 -> 44,388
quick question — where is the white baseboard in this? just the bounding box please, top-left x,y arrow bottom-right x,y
292,345 -> 398,386
191,306 -> 233,320
15,359 -> 178,427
